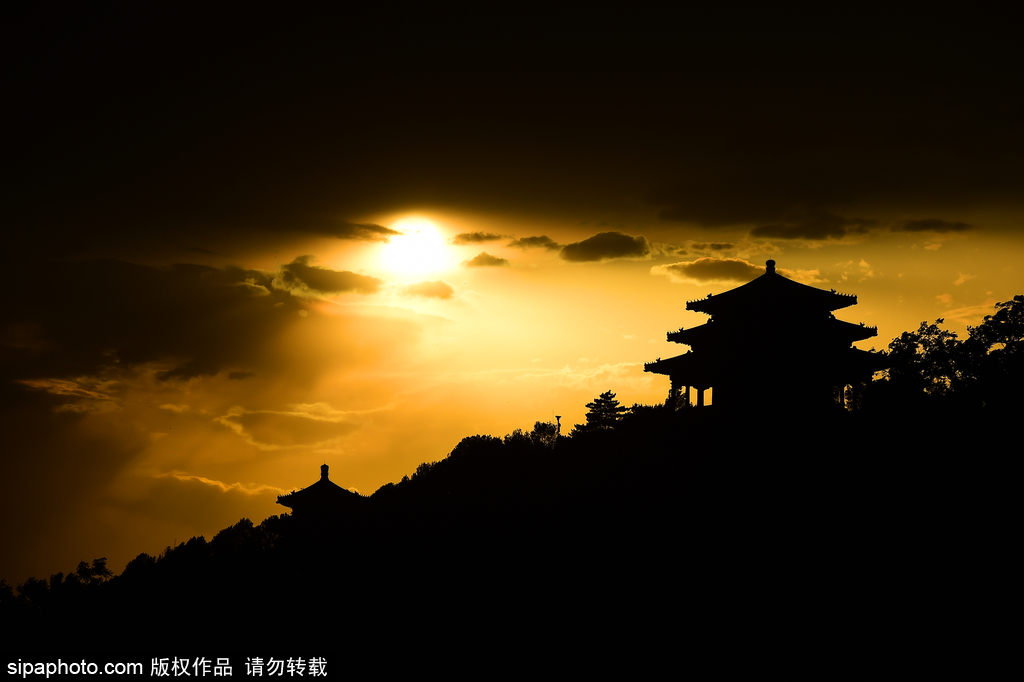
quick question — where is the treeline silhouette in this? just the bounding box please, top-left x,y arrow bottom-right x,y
867,295 -> 1023,412
2,297 -> 1018,653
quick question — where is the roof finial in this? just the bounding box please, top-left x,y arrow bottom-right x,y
320,463 -> 329,481
766,259 -> 776,274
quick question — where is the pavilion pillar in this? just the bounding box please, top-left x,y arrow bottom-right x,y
684,385 -> 691,407
697,387 -> 705,407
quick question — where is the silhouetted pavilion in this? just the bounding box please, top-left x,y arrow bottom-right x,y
644,260 -> 886,411
277,464 -> 363,516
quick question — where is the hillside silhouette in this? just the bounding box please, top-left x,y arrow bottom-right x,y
2,297 -> 1019,654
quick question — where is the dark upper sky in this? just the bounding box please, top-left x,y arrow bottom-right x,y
8,7 -> 1022,256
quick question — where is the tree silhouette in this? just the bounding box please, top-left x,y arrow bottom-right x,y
874,296 -> 1024,410
584,391 -> 627,429
530,421 -> 558,448
90,558 -> 113,583
970,295 -> 1024,347
967,295 -> 1024,409
883,319 -> 966,398
75,561 -> 93,585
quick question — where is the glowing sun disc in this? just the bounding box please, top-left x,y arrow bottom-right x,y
380,218 -> 455,277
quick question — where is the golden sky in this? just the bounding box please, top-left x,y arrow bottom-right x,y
3,7 -> 1021,585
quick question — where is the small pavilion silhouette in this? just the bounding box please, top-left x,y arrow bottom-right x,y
276,464 -> 363,516
645,260 -> 887,411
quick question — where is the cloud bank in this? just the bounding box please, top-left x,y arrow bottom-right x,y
508,235 -> 561,250
463,252 -> 510,267
310,222 -> 402,242
403,280 -> 455,299
560,232 -> 651,262
892,218 -> 974,233
750,212 -> 878,241
652,257 -> 763,285
279,256 -> 383,294
451,232 -> 504,244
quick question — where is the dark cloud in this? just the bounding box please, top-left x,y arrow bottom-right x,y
507,235 -> 561,250
403,280 -> 455,299
559,232 -> 651,262
308,222 -> 402,242
653,257 -> 762,284
0,254 -> 415,393
646,80 -> 1021,238
6,15 -> 1022,265
184,247 -> 228,257
227,371 -> 257,380
157,360 -> 225,382
650,179 -> 797,227
892,218 -> 974,233
451,232 -> 504,244
691,242 -> 734,251
463,252 -> 510,267
1,259 -> 303,386
279,256 -> 383,294
750,213 -> 878,241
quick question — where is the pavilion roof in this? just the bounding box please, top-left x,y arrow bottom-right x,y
667,315 -> 878,347
839,346 -> 890,374
277,464 -> 362,510
644,345 -> 887,386
686,261 -> 858,317
643,352 -> 714,388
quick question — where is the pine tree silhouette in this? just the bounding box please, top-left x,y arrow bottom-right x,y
584,391 -> 627,429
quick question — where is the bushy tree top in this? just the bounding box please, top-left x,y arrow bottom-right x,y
878,295 -> 1023,409
970,295 -> 1023,354
584,391 -> 627,429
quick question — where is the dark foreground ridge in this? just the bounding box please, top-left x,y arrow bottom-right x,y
2,294 -> 1020,656
0,404 -> 1014,655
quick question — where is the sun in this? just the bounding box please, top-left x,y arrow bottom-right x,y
379,218 -> 456,278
